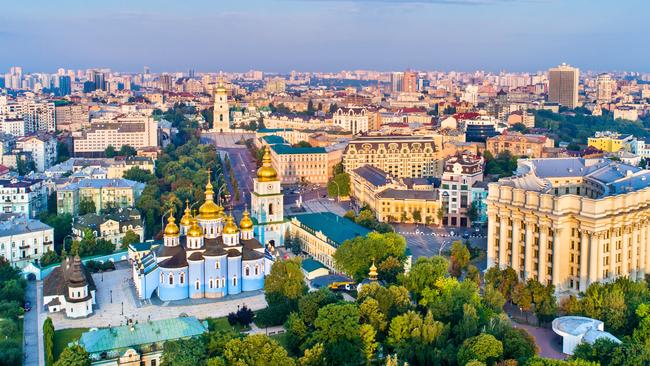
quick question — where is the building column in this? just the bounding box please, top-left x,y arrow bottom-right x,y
486,212 -> 497,268
637,220 -> 650,279
598,232 -> 605,282
511,217 -> 521,273
646,221 -> 650,279
524,218 -> 534,280
609,229 -> 616,281
551,227 -> 566,290
499,214 -> 509,268
630,222 -> 641,281
579,230 -> 590,292
588,232 -> 599,286
622,224 -> 630,278
538,223 -> 548,284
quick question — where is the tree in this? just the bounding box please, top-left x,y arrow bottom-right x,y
450,241 -> 471,277
466,265 -> 481,286
360,297 -> 388,333
40,250 -> 60,267
483,285 -> 507,314
123,167 -> 155,183
160,337 -> 206,366
311,303 -> 364,365
334,232 -> 407,281
360,323 -> 378,365
54,345 -> 90,366
118,145 -> 137,157
571,338 -> 617,366
412,209 -> 422,223
56,142 -> 70,164
105,145 -> 117,158
44,317 -> 55,366
437,207 -> 444,226
502,327 -> 537,364
299,343 -> 326,366
294,141 -> 312,148
223,334 -> 296,366
79,199 -> 96,215
285,312 -> 308,355
121,230 -> 141,249
401,256 -> 448,301
265,258 -> 308,301
457,334 -> 503,366
387,311 -> 447,366
467,201 -> 481,224
298,288 -> 340,325
327,173 -> 351,198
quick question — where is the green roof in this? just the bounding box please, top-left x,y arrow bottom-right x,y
302,258 -> 327,273
290,212 -> 371,247
271,144 -> 326,155
79,317 -> 208,354
258,128 -> 293,133
261,135 -> 288,145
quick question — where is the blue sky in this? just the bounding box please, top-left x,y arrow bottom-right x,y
1,0 -> 648,73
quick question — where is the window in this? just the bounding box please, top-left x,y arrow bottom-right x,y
233,276 -> 237,287
209,278 -> 214,289
169,273 -> 174,285
255,264 -> 259,276
160,273 -> 164,283
195,280 -> 200,290
180,272 -> 185,284
245,266 -> 250,276
215,262 -> 220,270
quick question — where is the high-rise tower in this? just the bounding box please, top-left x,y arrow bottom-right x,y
548,63 -> 580,109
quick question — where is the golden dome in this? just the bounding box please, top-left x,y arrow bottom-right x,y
239,210 -> 253,230
257,146 -> 278,182
223,215 -> 239,235
180,200 -> 192,227
163,210 -> 180,237
215,84 -> 227,94
187,215 -> 203,238
198,169 -> 224,220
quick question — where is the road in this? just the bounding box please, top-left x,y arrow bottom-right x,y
23,281 -> 42,366
393,223 -> 488,270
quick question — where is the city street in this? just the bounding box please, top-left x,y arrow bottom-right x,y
393,223 -> 488,270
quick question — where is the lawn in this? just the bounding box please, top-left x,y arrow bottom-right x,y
52,327 -> 89,362
269,332 -> 288,349
204,316 -> 251,333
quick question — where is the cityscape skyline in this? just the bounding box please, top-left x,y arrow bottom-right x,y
2,0 -> 650,72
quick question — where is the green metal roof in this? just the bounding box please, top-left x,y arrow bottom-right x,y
271,144 -> 326,155
290,212 -> 371,247
79,317 -> 208,354
258,128 -> 293,133
302,258 -> 327,273
261,135 -> 288,145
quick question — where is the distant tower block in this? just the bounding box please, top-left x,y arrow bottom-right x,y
212,85 -> 231,133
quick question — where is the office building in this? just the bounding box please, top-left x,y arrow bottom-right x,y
487,158 -> 650,295
596,73 -> 614,103
58,75 -> 71,96
0,216 -> 53,269
72,114 -> 158,156
548,63 -> 580,109
390,72 -> 404,93
440,153 -> 485,227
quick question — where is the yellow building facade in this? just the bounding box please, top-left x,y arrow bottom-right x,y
487,158 -> 650,296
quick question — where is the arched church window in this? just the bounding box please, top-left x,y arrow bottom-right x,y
195,280 -> 200,290
220,114 -> 223,122
180,272 -> 185,284
221,277 -> 226,287
255,264 -> 259,276
169,273 -> 174,285
233,276 -> 237,287
215,261 -> 220,270
209,278 -> 213,289
268,203 -> 274,215
245,266 -> 250,276
160,273 -> 164,283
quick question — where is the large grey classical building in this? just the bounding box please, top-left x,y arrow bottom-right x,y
487,158 -> 650,295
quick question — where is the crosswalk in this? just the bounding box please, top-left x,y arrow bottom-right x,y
398,231 -> 486,238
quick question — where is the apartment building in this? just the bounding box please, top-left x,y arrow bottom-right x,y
0,98 -> 56,136
263,113 -> 331,131
15,133 -> 57,172
0,178 -> 47,218
486,131 -> 555,158
0,216 -> 54,269
73,208 -> 144,249
55,103 -> 89,132
56,178 -> 145,216
487,158 -> 650,295
548,63 -> 580,109
588,131 -> 635,153
343,135 -> 444,178
73,114 -> 158,157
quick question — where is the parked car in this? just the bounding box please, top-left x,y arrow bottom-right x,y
23,301 -> 32,312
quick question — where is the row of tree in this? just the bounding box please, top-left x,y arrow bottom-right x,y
0,258 -> 27,366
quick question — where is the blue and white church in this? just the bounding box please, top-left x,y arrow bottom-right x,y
132,148 -> 283,301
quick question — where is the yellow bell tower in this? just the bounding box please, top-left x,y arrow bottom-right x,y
251,145 -> 286,247
212,84 -> 230,133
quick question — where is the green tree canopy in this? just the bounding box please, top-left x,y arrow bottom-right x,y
334,232 -> 407,281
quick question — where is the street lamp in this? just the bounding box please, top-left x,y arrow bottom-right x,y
331,180 -> 340,202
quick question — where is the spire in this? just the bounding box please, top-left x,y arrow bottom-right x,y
257,145 -> 278,182
369,260 -> 378,281
163,207 -> 180,237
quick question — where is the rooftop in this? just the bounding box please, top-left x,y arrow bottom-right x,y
353,165 -> 392,187
290,212 -> 371,247
79,317 -> 208,354
271,144 -> 326,155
